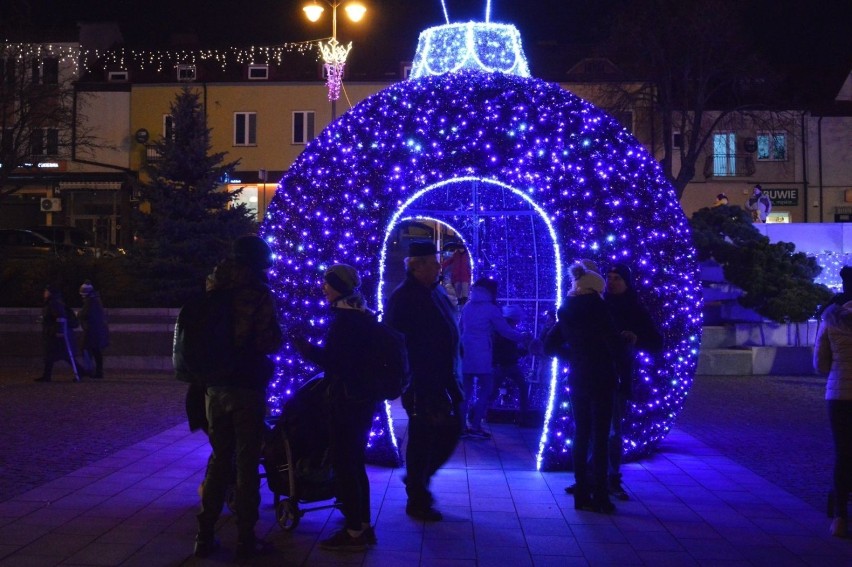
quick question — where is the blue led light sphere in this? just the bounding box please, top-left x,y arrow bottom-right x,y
261,28 -> 702,471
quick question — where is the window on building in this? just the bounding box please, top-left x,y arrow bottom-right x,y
177,64 -> 196,82
713,132 -> 737,176
41,58 -> 59,84
293,111 -> 315,145
248,64 -> 269,80
672,131 -> 683,150
1,128 -> 13,154
163,115 -> 175,140
0,58 -> 16,85
757,132 -> 787,161
234,185 -> 259,218
30,129 -> 59,156
234,112 -> 257,146
108,70 -> 129,82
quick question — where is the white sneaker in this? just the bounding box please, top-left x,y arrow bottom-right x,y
830,517 -> 847,538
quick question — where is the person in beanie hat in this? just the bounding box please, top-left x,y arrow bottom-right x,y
602,264 -> 662,500
293,263 -> 377,550
546,262 -> 625,513
323,264 -> 364,310
459,277 -> 528,438
385,239 -> 463,521
193,234 -> 282,561
78,280 -> 109,379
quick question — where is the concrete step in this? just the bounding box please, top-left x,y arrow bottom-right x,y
696,348 -> 754,375
696,346 -> 816,376
700,326 -> 737,349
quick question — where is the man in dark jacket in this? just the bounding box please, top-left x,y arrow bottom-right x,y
604,264 -> 663,500
194,235 -> 283,561
78,280 -> 109,379
385,241 -> 463,521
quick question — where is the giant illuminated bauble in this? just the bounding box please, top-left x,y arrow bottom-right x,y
261,38 -> 702,471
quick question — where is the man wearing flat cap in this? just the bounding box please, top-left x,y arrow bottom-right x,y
385,240 -> 463,521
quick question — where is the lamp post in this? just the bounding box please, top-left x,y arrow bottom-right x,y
303,0 -> 367,121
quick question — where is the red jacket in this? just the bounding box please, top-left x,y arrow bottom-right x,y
441,250 -> 472,284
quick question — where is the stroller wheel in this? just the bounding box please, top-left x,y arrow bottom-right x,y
276,498 -> 300,531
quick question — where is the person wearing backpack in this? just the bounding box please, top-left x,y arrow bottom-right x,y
292,263 -> 378,551
193,235 -> 283,561
385,241 -> 463,522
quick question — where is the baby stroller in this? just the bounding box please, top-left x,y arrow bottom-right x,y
263,375 -> 340,531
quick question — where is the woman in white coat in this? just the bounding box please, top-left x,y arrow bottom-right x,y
460,278 -> 527,438
814,301 -> 852,538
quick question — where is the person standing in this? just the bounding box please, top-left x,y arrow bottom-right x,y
78,280 -> 109,379
441,244 -> 472,306
745,184 -> 772,222
385,241 -> 463,521
492,305 -> 540,427
548,262 -> 624,513
292,264 -> 377,551
193,235 -> 283,561
603,264 -> 663,500
35,284 -> 80,382
814,301 -> 852,538
460,277 -> 527,438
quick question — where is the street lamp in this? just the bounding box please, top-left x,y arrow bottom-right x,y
303,0 -> 367,120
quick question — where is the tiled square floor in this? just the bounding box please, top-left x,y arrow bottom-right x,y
1,406 -> 850,566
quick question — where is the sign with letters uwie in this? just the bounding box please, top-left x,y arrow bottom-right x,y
763,188 -> 798,207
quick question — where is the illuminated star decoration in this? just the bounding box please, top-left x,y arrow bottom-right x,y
260,22 -> 702,470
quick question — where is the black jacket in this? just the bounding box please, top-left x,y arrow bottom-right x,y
385,273 -> 462,404
301,306 -> 376,403
554,293 -> 624,396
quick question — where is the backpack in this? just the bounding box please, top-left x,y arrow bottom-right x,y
364,320 -> 410,401
173,288 -> 238,384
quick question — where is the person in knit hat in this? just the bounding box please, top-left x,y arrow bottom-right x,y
193,234 -> 282,561
293,262 -> 377,550
546,261 -> 624,513
602,264 -> 662,500
78,280 -> 109,379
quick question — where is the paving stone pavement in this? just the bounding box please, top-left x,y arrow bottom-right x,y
676,374 -> 833,514
0,363 -> 186,502
1,363 -> 850,566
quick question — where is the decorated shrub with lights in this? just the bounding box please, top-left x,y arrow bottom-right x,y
261,22 -> 702,470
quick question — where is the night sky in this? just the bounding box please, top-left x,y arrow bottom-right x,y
3,0 -> 850,95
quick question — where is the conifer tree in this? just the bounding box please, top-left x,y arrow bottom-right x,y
134,87 -> 255,305
690,205 -> 832,323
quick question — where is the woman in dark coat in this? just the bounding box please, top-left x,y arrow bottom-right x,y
78,280 -> 109,379
550,262 -> 625,513
293,264 -> 377,551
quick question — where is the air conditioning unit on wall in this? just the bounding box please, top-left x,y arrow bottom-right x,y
40,197 -> 62,212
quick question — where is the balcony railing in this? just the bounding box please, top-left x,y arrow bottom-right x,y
703,154 -> 755,178
145,145 -> 162,163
